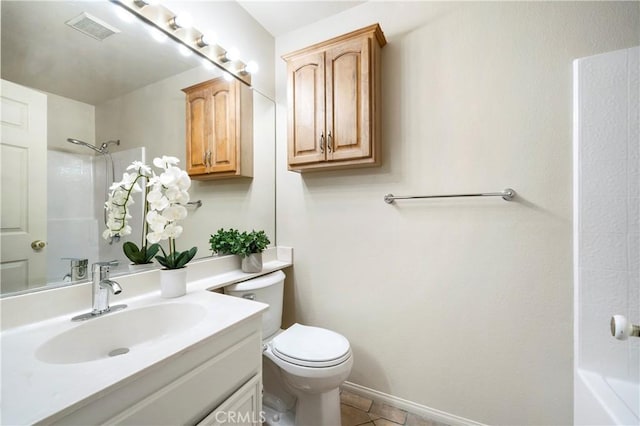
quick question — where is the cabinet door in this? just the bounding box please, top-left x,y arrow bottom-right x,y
209,80 -> 238,174
197,375 -> 261,426
325,36 -> 372,162
185,87 -> 210,176
287,51 -> 326,166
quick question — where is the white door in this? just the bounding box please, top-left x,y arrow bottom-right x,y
1,79 -> 47,293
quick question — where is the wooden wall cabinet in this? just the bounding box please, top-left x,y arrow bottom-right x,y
182,77 -> 253,179
283,24 -> 386,172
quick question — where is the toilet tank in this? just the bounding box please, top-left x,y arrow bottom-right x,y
224,270 -> 285,339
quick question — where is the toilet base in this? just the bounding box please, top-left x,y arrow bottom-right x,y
262,404 -> 295,426
263,388 -> 342,426
294,388 -> 341,426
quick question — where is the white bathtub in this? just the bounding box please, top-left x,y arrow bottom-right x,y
575,369 -> 639,426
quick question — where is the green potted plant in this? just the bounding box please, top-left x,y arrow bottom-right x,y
209,228 -> 240,256
236,230 -> 270,273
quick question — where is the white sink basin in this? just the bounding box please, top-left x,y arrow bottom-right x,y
36,303 -> 207,364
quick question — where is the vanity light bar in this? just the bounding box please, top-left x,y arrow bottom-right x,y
109,0 -> 254,86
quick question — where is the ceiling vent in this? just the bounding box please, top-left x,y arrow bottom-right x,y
66,12 -> 120,41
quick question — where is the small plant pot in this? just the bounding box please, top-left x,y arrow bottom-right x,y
129,262 -> 154,273
160,267 -> 187,298
241,253 -> 262,273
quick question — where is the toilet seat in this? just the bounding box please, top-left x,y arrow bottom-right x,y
271,323 -> 351,368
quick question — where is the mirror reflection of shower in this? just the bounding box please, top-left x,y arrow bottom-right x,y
66,137 -> 121,244
66,138 -> 120,154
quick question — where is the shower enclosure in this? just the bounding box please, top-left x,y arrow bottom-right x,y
46,145 -> 145,283
573,46 -> 639,425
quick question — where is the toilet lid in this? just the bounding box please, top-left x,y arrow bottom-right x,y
271,323 -> 351,368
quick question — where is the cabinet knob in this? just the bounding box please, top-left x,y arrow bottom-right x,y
320,133 -> 325,154
327,131 -> 333,152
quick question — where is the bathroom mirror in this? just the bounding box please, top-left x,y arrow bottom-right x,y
0,0 -> 276,296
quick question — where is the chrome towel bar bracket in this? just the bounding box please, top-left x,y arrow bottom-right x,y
384,188 -> 516,204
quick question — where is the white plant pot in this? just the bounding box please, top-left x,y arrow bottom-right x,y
241,253 -> 262,273
160,267 -> 187,298
129,262 -> 154,272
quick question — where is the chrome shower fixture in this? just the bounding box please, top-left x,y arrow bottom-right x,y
66,138 -> 120,153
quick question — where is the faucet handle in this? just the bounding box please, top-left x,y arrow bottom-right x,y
94,260 -> 119,266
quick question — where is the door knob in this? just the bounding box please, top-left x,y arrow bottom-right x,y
31,240 -> 46,250
610,315 -> 640,340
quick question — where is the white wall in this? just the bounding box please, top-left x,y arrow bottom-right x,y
275,2 -> 640,424
46,92 -> 95,153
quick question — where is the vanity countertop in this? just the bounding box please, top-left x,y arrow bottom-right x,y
1,288 -> 266,425
0,247 -> 293,425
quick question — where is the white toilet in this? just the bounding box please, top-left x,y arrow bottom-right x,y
224,271 -> 353,426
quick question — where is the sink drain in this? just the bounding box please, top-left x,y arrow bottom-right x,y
108,347 -> 130,357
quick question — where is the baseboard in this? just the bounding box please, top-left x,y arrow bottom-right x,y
341,381 -> 487,426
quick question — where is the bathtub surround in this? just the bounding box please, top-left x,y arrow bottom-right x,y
573,46 -> 639,424
275,2 -> 639,425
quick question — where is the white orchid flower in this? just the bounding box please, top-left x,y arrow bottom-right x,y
146,210 -> 168,232
147,191 -> 169,211
164,223 -> 183,239
146,231 -> 165,244
162,205 -> 188,222
127,161 -> 152,176
176,170 -> 191,190
153,156 -> 180,170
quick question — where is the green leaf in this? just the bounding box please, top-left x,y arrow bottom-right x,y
155,245 -> 197,269
124,241 -> 160,264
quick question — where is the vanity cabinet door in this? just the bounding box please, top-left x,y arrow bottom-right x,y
183,78 -> 253,179
283,24 -> 386,173
197,374 -> 262,426
100,330 -> 261,426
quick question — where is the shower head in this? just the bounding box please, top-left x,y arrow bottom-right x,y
66,138 -> 104,153
66,138 -> 120,154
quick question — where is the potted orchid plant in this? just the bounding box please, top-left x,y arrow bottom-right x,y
104,156 -> 197,298
103,161 -> 160,269
145,156 -> 198,275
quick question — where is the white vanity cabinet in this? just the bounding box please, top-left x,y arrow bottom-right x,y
48,317 -> 263,426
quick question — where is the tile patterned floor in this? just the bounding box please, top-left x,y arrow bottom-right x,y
340,390 -> 450,426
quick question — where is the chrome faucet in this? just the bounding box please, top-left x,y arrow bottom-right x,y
71,262 -> 127,321
62,258 -> 88,282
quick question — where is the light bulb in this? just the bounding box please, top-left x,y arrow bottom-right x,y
245,61 -> 259,74
226,47 -> 240,62
169,13 -> 193,30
